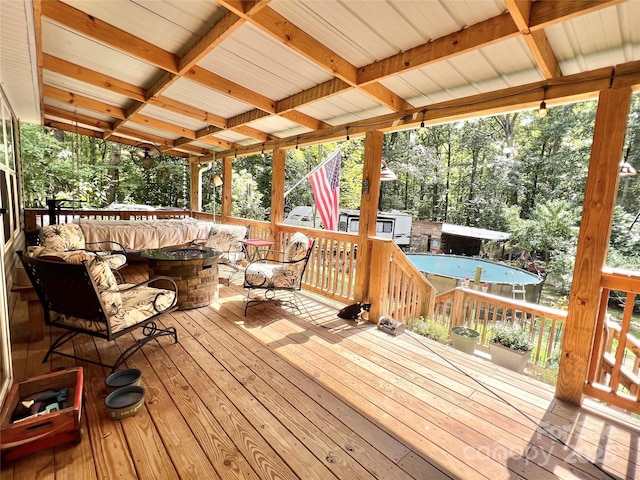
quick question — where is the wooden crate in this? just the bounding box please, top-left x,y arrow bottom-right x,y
0,367 -> 83,461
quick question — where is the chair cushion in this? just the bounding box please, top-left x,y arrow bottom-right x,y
285,232 -> 309,262
52,284 -> 176,334
245,263 -> 302,289
27,246 -> 122,315
40,224 -> 86,251
203,225 -> 247,264
97,252 -> 127,270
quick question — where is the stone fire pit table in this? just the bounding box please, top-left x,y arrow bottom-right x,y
142,245 -> 222,310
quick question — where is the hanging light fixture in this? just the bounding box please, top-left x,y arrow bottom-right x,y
538,87 -> 548,118
419,109 -> 426,133
212,174 -> 223,223
380,162 -> 397,181
620,161 -> 636,177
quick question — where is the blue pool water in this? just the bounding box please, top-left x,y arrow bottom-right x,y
406,254 -> 542,286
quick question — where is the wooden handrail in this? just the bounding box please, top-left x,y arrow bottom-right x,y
585,268 -> 640,414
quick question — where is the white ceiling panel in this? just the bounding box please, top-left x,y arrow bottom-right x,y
43,20 -> 157,87
62,0 -> 225,56
122,122 -> 181,141
44,98 -> 116,123
298,89 -> 392,125
138,104 -> 208,131
43,71 -> 132,106
547,2 -> 640,75
198,23 -> 333,100
163,78 -> 253,119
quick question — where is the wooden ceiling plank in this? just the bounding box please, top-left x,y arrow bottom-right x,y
529,0 -> 626,29
193,136 -> 236,150
44,120 -> 104,138
278,111 -> 323,131
357,12 -> 519,85
251,7 -> 357,85
276,78 -> 351,113
128,113 -> 197,139
359,83 -> 411,112
41,0 -> 179,73
506,0 -> 562,79
227,109 -> 271,128
229,125 -> 271,142
43,85 -> 126,119
149,97 -> 227,128
114,127 -> 175,147
43,54 -> 146,102
185,66 -> 276,114
43,105 -> 112,130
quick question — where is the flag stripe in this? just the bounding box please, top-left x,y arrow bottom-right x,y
310,148 -> 340,230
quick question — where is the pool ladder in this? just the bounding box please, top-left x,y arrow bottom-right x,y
507,271 -> 527,300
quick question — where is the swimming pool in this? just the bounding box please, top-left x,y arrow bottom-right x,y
406,254 -> 544,302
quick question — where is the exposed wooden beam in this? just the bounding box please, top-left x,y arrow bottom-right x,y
43,85 -> 127,119
43,105 -> 112,130
43,54 -> 146,102
127,113 -> 197,139
185,66 -> 276,114
43,120 -> 103,138
358,13 -> 519,85
507,0 -> 562,79
179,11 -> 243,72
111,127 -> 175,148
276,78 -> 351,113
529,0 -> 626,29
149,97 -> 227,128
41,0 -> 179,73
229,125 -> 272,142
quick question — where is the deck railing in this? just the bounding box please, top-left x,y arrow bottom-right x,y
433,287 -> 567,368
586,267 -> 640,412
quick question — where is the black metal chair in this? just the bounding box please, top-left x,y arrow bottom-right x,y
243,233 -> 314,319
18,251 -> 179,373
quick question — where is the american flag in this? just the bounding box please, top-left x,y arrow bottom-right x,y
309,148 -> 341,230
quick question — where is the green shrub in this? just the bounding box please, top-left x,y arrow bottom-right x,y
409,318 -> 450,344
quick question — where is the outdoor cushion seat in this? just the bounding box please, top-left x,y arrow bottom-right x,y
19,248 -> 178,372
39,223 -> 128,279
192,224 -> 248,282
243,232 -> 314,318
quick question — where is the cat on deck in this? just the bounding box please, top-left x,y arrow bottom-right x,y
337,302 -> 372,321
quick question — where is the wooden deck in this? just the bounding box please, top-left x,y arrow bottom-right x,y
4,263 -> 640,479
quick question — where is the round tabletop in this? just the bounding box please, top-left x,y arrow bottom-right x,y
141,245 -> 222,261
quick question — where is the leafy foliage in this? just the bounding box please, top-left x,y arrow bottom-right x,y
491,321 -> 534,352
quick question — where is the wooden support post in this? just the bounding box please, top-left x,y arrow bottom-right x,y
221,156 -> 233,219
189,156 -> 199,212
271,148 -> 286,245
369,240 -> 392,322
556,87 -> 632,405
354,130 -> 384,303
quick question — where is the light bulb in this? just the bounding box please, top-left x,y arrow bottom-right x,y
538,101 -> 547,118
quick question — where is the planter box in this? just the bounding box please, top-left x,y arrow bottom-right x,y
450,326 -> 479,355
0,368 -> 84,461
489,342 -> 531,374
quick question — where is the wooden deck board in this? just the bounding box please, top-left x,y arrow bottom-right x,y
5,263 -> 640,479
